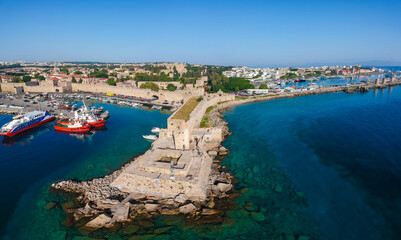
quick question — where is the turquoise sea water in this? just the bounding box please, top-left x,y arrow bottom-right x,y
1,83 -> 401,239
222,86 -> 401,240
0,104 -> 170,239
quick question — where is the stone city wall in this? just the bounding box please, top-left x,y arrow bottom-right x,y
0,82 -> 67,93
0,82 -> 190,102
137,81 -> 181,90
71,83 -> 186,102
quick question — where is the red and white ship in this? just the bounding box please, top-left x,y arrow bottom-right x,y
57,102 -> 106,129
54,121 -> 91,133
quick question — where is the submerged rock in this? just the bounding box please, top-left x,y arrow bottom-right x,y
250,212 -> 265,222
121,223 -> 140,235
274,184 -> 283,193
72,237 -> 103,240
244,201 -> 259,212
197,215 -> 224,224
49,230 -> 67,240
297,236 -> 311,240
201,208 -> 221,216
205,200 -> 215,208
153,226 -> 174,234
43,201 -> 57,210
61,201 -> 76,214
138,219 -> 154,228
128,234 -> 157,240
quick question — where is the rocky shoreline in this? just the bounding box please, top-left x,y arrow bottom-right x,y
49,81 -> 400,238
51,135 -> 237,235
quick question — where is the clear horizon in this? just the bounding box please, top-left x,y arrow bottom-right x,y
0,0 -> 400,67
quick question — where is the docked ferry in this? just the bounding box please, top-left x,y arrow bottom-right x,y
0,110 -> 55,137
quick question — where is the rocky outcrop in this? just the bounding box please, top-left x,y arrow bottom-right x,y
80,213 -> 112,232
179,203 -> 196,214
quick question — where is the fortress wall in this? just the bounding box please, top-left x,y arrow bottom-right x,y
0,82 -> 70,93
0,83 -> 24,93
0,82 -> 188,102
71,83 -> 186,102
111,172 -> 208,201
163,92 -> 234,138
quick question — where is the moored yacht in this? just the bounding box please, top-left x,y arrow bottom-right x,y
143,135 -> 158,141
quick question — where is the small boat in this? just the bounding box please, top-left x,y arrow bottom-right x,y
143,135 -> 158,141
54,121 -> 91,134
152,105 -> 162,110
12,114 -> 24,120
151,127 -> 160,133
132,103 -> 143,108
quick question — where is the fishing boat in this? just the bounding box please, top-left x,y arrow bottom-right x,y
0,110 -> 55,137
54,121 -> 91,134
151,127 -> 160,133
57,103 -> 106,129
143,135 -> 158,141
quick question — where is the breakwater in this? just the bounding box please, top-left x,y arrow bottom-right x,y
50,92 -> 238,236
219,81 -> 401,110
46,79 -> 401,239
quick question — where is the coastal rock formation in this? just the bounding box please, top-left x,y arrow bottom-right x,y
83,213 -> 112,231
179,203 -> 196,214
51,141 -> 235,231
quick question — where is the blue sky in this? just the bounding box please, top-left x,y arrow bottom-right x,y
0,0 -> 400,67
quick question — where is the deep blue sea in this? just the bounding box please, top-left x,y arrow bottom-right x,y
222,86 -> 401,240
1,81 -> 401,239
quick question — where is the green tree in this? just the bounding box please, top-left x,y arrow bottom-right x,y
167,83 -> 177,91
173,66 -> 180,80
107,78 -> 116,86
61,67 -> 69,74
71,76 -> 77,83
90,69 -> 108,78
78,79 -> 83,83
12,76 -> 21,83
22,76 -> 32,82
140,82 -> 159,91
74,71 -> 83,75
260,84 -> 268,89
223,77 -> 254,91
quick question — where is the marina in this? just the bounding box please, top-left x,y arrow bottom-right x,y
0,92 -> 178,119
0,71 -> 400,240
1,0 -> 400,238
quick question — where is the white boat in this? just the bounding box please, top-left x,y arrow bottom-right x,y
151,127 -> 160,133
152,105 -> 162,110
143,135 -> 158,141
131,103 -> 140,107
